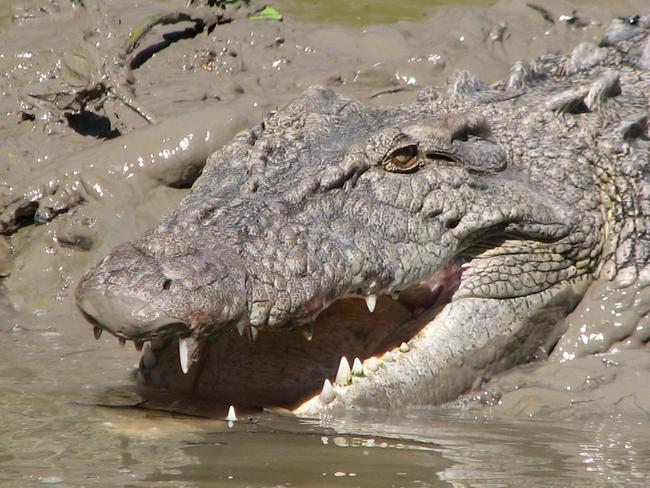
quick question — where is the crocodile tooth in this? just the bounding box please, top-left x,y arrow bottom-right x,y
365,357 -> 379,371
319,379 -> 335,405
134,340 -> 144,352
399,342 -> 410,353
335,356 -> 351,385
365,294 -> 377,313
390,291 -> 400,300
351,357 -> 364,376
179,337 -> 189,374
236,321 -> 245,336
118,337 -> 126,347
142,343 -> 156,369
383,351 -> 395,362
302,323 -> 314,341
225,405 -> 238,422
249,325 -> 258,343
93,326 -> 102,340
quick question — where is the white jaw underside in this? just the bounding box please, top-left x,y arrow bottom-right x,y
292,302 -> 447,415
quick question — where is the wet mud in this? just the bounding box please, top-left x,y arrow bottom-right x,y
1,0 -> 650,485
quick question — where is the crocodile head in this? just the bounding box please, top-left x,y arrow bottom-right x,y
78,21 -> 649,414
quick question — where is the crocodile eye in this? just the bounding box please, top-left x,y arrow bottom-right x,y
384,145 -> 419,172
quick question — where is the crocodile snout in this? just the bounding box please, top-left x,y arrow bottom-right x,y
76,240 -> 192,341
76,236 -> 248,343
77,287 -> 190,341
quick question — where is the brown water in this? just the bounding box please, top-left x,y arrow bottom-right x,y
1,0 -> 650,486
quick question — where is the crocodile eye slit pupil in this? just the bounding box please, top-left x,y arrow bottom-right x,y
162,279 -> 172,291
391,154 -> 416,168
387,145 -> 418,171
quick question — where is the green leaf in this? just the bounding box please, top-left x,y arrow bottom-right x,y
249,6 -> 282,21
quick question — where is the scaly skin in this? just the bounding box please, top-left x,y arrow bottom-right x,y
76,14 -> 650,413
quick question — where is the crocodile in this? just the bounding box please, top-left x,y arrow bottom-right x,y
76,14 -> 650,415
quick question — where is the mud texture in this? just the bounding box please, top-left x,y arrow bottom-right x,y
1,0 -> 649,425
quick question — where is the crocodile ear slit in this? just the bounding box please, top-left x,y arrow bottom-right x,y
424,152 -> 457,164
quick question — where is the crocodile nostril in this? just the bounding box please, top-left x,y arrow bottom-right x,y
162,279 -> 172,291
446,218 -> 461,229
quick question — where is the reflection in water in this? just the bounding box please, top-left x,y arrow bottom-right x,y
321,411 -> 650,486
149,430 -> 449,486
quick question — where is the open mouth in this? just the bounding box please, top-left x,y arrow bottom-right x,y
84,260 -> 464,412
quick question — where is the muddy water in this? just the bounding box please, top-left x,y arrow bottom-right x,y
1,0 -> 650,486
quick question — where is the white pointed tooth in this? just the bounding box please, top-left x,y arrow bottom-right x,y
383,351 -> 395,362
365,357 -> 379,371
142,342 -> 156,369
302,323 -> 314,341
399,342 -> 410,353
319,378 -> 335,405
93,326 -> 103,340
335,356 -> 351,386
249,325 -> 258,342
461,262 -> 472,269
390,291 -> 400,300
179,337 -> 189,374
225,405 -> 238,422
365,294 -> 377,313
236,321 -> 245,336
351,357 -> 364,376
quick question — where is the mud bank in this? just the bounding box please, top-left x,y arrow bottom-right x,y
0,0 -> 649,427
457,274 -> 650,420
